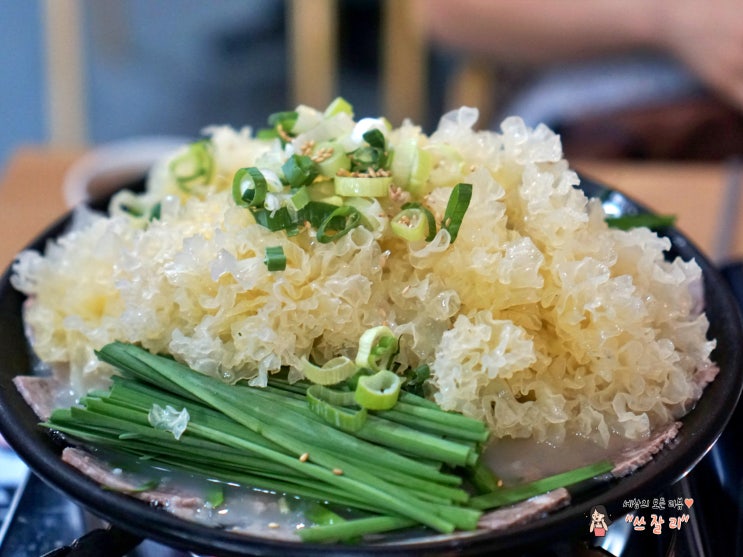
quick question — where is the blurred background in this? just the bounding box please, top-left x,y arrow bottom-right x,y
4,0 -> 743,173
1,0 -> 432,171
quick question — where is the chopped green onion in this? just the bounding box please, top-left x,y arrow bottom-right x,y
605,213 -> 676,231
362,129 -> 386,150
316,205 -> 362,243
306,385 -> 368,432
282,155 -> 320,188
111,194 -> 160,224
391,207 -> 432,241
313,141 -> 351,177
401,203 -> 436,241
342,196 -> 384,233
441,183 -> 472,243
252,207 -> 299,235
355,370 -> 402,411
350,147 -> 383,172
407,147 -> 432,197
334,175 -> 392,197
264,245 -> 287,271
119,203 -> 145,218
300,356 -> 358,385
391,140 -> 432,197
305,180 -> 335,199
306,181 -> 344,206
255,128 -> 280,140
169,140 -> 214,192
232,167 -> 267,208
350,130 -> 388,173
323,97 -> 354,118
267,110 -> 298,133
355,326 -> 398,371
288,186 -> 311,212
301,200 -> 346,228
315,195 -> 345,207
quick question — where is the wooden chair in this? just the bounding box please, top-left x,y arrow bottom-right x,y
287,0 -> 494,127
43,0 -> 496,147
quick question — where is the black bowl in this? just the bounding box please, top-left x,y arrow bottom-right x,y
0,176 -> 741,556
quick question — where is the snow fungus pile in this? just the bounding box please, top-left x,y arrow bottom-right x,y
11,102 -> 716,447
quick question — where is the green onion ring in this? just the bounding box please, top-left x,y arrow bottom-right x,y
301,356 -> 358,386
169,140 -> 214,192
334,176 -> 392,197
288,186 -> 311,212
392,203 -> 437,242
306,385 -> 367,432
316,205 -> 362,243
282,154 -> 320,188
232,167 -> 268,208
264,245 -> 287,272
354,370 -> 402,411
355,326 -> 398,371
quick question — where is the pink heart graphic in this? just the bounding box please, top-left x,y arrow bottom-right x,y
684,498 -> 694,509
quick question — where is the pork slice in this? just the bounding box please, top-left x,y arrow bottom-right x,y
62,447 -> 205,520
693,362 -> 720,392
477,488 -> 571,531
611,421 -> 682,478
13,375 -> 64,421
16,376 -> 207,521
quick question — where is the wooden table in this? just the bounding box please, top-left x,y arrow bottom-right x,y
1,147 -> 742,271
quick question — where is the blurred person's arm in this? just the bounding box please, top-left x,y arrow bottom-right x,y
420,0 -> 743,109
421,0 -> 652,63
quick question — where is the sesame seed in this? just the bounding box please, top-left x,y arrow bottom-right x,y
311,147 -> 334,163
332,468 -> 344,475
299,452 -> 309,462
300,140 -> 315,156
268,522 -> 280,529
277,124 -> 291,143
